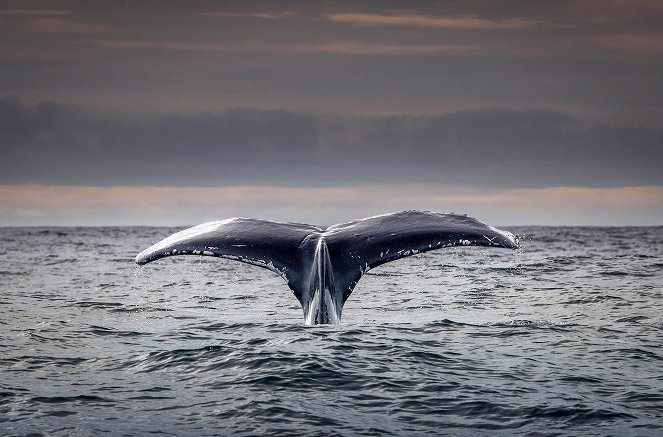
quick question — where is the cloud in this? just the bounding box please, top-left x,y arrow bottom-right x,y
94,40 -> 233,52
0,12 -> 109,34
0,9 -> 72,16
202,11 -> 297,20
1,184 -> 661,226
594,34 -> 663,55
327,13 -> 537,30
94,39 -> 470,56
1,96 -> 662,189
276,41 -> 471,56
21,17 -> 110,33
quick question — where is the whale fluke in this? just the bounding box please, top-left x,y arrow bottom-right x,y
135,211 -> 519,324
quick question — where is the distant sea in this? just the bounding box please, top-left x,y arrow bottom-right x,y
1,226 -> 662,436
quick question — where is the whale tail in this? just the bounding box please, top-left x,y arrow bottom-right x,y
135,211 -> 519,324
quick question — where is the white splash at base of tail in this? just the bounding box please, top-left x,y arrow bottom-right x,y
303,238 -> 342,325
304,287 -> 341,325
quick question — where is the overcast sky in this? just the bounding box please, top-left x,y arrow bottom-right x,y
1,0 -> 662,225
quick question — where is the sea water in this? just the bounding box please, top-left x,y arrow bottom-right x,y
0,226 -> 661,435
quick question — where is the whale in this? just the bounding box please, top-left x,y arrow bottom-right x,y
135,210 -> 519,324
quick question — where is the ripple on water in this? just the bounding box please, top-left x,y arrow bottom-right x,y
0,226 -> 661,435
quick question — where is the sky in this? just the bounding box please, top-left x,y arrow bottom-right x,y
1,0 -> 662,226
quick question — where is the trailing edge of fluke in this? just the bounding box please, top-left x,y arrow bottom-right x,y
135,210 -> 519,324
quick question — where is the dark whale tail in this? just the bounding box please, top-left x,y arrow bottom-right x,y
135,211 -> 519,324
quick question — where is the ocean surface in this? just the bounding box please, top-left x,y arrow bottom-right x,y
1,225 -> 662,436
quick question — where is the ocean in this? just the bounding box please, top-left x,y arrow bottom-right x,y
1,225 -> 661,435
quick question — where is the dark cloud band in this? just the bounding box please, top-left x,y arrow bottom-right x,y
1,96 -> 661,188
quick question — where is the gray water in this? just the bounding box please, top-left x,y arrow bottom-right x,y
1,226 -> 662,435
